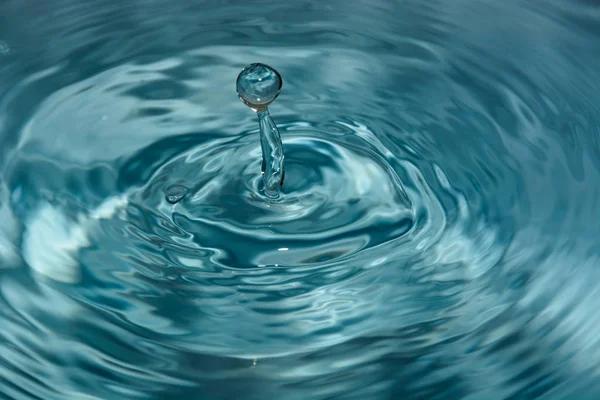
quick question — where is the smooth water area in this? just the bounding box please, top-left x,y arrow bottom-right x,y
1,0 -> 600,399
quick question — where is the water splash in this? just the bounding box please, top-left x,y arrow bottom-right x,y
2,1 -> 600,399
236,63 -> 284,198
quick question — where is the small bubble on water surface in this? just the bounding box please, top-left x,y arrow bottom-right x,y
165,185 -> 187,204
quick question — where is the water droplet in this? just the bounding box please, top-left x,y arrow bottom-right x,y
236,63 -> 285,198
236,63 -> 282,111
165,185 -> 187,204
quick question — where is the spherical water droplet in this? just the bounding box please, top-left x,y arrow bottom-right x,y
236,63 -> 282,111
165,185 -> 187,204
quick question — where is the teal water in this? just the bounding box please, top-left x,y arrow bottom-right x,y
2,0 -> 600,399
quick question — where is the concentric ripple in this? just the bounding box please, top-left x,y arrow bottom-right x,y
2,0 -> 600,399
135,126 -> 414,266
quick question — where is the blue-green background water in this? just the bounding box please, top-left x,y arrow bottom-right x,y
2,0 -> 600,399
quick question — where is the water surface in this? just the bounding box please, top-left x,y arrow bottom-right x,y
1,0 -> 600,399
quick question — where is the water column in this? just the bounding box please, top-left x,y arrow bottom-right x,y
236,63 -> 285,198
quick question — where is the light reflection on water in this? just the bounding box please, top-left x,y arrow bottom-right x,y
1,0 -> 600,399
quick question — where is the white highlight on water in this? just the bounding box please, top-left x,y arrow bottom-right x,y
22,195 -> 129,283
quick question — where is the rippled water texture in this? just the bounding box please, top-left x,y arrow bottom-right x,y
2,0 -> 600,399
